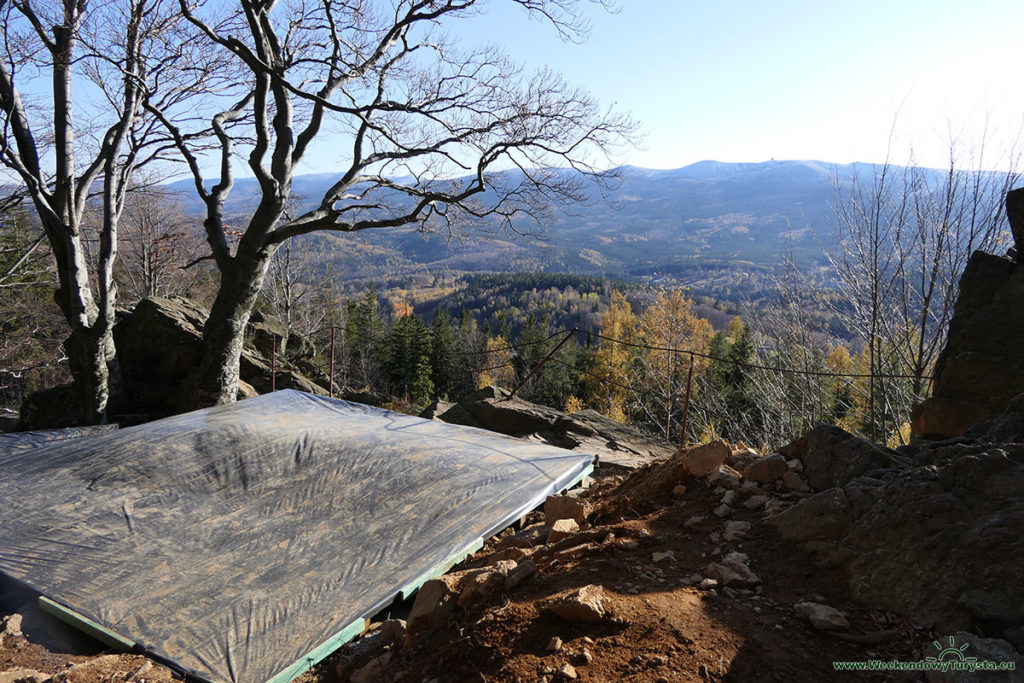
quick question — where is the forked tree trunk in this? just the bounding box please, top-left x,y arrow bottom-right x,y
64,323 -> 120,424
48,219 -> 122,425
191,247 -> 276,407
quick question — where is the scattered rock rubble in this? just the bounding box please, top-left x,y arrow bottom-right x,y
323,435 -> 956,682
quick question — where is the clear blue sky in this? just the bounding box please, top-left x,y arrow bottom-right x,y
427,0 -> 1023,172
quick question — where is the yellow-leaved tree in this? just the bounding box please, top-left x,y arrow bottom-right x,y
585,291 -> 637,422
633,290 -> 713,441
477,336 -> 516,390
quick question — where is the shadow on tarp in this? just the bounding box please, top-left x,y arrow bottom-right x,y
0,390 -> 592,683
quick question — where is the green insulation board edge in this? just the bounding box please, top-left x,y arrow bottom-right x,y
565,463 -> 594,491
397,536 -> 485,601
265,617 -> 367,683
38,596 -> 135,651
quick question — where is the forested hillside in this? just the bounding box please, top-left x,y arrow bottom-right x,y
3,157 -> 1016,452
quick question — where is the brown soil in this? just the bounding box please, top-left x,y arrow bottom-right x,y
0,637 -> 176,682
309,472 -> 935,683
2,467 -> 934,683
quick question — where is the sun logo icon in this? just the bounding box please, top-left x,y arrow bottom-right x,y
926,636 -> 978,663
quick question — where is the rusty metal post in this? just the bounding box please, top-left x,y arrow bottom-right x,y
679,351 -> 695,449
271,334 -> 277,392
329,326 -> 336,398
510,329 -> 577,398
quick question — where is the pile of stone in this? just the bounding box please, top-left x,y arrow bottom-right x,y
614,438 -> 812,513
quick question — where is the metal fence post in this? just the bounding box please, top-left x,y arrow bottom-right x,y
510,329 -> 577,398
679,351 -> 694,449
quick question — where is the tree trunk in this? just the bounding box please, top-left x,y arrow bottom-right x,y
49,226 -> 122,425
191,248 -> 276,407
65,322 -> 120,425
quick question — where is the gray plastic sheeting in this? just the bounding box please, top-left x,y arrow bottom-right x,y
0,390 -> 593,683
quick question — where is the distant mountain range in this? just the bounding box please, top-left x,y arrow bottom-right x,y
164,160 -> 899,284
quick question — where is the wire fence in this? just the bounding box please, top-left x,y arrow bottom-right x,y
273,323 -> 932,450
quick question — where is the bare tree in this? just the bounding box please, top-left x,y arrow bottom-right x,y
117,185 -> 204,301
153,0 -> 635,406
0,0 -> 214,423
824,134 -> 1020,442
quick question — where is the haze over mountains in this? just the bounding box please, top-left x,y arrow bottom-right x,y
167,160 -> 895,284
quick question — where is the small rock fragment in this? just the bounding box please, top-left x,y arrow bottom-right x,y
547,518 -> 580,544
794,601 -> 849,630
723,520 -> 751,542
3,614 -> 23,635
713,504 -> 731,518
707,464 -> 743,489
671,484 -> 687,498
743,454 -> 788,483
558,663 -> 578,680
652,551 -> 675,562
407,573 -> 463,634
506,559 -> 538,589
545,495 -> 591,526
743,494 -> 770,510
458,565 -> 510,607
681,440 -> 731,477
683,515 -> 705,527
703,552 -> 761,588
380,619 -> 406,646
547,636 -> 563,652
349,653 -> 392,683
549,585 -> 610,623
782,471 -> 810,492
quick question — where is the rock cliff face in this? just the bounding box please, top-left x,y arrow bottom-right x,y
912,250 -> 1024,439
912,188 -> 1024,440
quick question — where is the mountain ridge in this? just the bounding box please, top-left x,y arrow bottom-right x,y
161,159 -> 966,286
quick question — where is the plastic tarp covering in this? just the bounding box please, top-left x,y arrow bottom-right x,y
0,424 -> 119,457
0,390 -> 592,683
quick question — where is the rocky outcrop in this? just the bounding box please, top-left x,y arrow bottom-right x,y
112,296 -> 209,415
773,428 -> 1024,641
779,425 -> 909,491
912,250 -> 1024,440
966,392 -> 1024,443
438,386 -> 674,468
110,296 -> 326,418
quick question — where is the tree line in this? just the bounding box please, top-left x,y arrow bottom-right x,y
283,280 -> 928,450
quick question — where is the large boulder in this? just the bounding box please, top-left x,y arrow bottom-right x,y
912,250 -> 1024,440
779,425 -> 909,491
772,441 -> 1024,638
112,296 -> 326,416
113,296 -> 209,414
